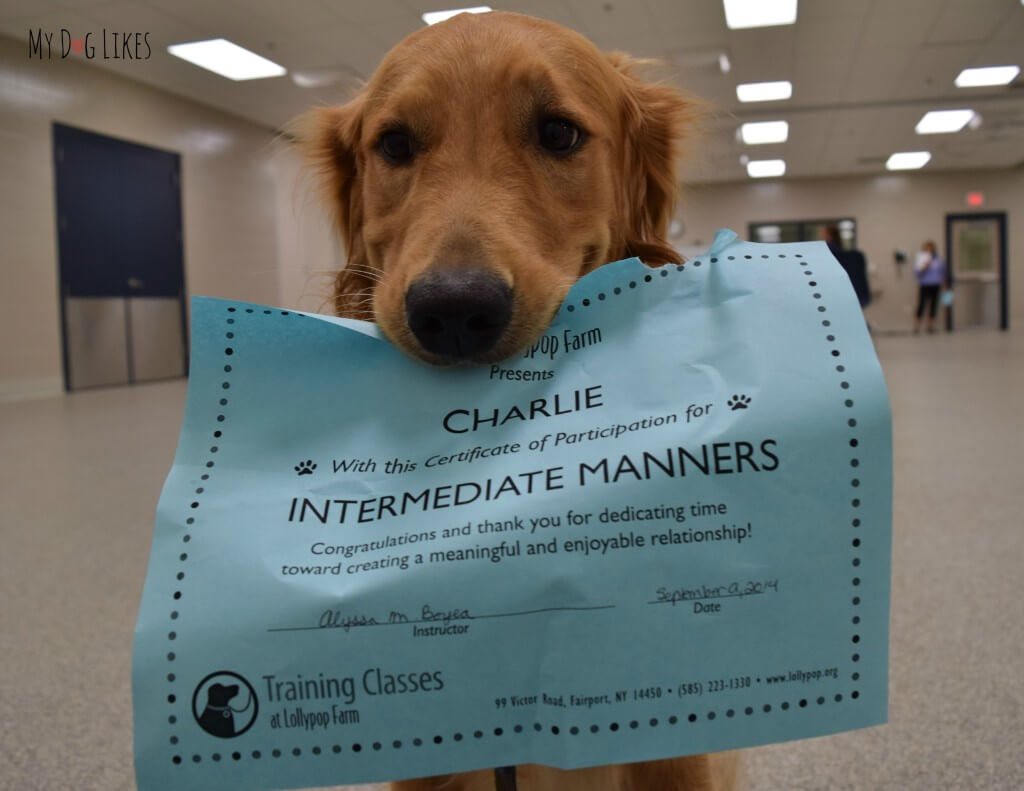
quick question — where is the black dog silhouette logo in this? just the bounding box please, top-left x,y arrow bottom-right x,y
192,671 -> 258,738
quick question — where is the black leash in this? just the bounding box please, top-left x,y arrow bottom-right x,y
493,765 -> 517,790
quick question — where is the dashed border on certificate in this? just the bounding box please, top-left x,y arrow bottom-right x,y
167,306 -> 306,764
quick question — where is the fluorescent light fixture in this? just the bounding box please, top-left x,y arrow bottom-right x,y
724,0 -> 798,29
736,80 -> 792,102
422,6 -> 492,25
747,159 -> 786,178
167,39 -> 285,80
741,120 -> 789,144
915,109 -> 975,134
886,151 -> 931,170
954,65 -> 1019,87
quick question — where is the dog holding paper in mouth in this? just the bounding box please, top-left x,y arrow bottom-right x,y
305,10 -> 737,791
306,11 -> 692,365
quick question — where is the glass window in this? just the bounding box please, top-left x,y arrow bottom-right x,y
749,218 -> 857,249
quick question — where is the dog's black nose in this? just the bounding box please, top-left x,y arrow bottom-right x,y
405,268 -> 513,360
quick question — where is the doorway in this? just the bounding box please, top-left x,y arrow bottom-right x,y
53,123 -> 187,391
944,212 -> 1008,331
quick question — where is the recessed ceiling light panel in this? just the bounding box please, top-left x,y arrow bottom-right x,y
747,159 -> 786,178
724,0 -> 798,29
915,109 -> 975,134
741,120 -> 789,144
954,66 -> 1019,87
167,39 -> 286,81
736,80 -> 793,102
422,6 -> 492,25
886,151 -> 931,170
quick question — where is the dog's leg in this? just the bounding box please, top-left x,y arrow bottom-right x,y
620,753 -> 742,791
390,753 -> 741,791
497,755 -> 738,791
391,770 -> 495,791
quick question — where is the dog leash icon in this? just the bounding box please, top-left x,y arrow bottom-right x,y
207,692 -> 254,719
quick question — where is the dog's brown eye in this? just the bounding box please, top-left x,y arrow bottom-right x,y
378,130 -> 414,164
538,118 -> 583,155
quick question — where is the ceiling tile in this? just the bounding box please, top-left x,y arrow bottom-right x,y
842,47 -> 917,103
499,0 -> 582,30
643,0 -> 725,49
895,42 -> 979,99
0,9 -> 107,45
562,0 -> 655,53
726,26 -> 797,85
143,0 -> 274,43
72,3 -> 196,48
925,0 -> 1012,44
227,0 -> 345,32
334,0 -> 421,25
860,0 -> 935,50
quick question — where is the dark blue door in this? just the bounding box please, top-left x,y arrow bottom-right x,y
53,123 -> 187,389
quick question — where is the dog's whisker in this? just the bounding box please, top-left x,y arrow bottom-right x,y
342,289 -> 376,303
342,266 -> 386,283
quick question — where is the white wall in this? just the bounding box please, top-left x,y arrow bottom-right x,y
270,142 -> 342,316
0,34 -> 284,400
676,169 -> 1024,332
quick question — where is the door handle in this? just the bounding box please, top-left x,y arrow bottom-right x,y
128,277 -> 145,290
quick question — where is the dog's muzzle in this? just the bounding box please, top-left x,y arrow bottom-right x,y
405,268 -> 513,361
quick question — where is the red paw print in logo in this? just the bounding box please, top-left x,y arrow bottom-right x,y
71,38 -> 85,55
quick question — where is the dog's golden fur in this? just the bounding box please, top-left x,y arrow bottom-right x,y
304,11 -> 695,365
391,752 -> 740,791
304,11 -> 736,789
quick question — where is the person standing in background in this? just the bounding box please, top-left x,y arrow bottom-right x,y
823,226 -> 871,310
913,240 -> 947,334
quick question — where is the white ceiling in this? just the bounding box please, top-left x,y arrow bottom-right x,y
2,0 -> 1023,183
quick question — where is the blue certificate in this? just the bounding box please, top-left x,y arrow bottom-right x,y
133,230 -> 891,790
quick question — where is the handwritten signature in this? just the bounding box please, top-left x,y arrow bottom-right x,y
318,605 -> 474,631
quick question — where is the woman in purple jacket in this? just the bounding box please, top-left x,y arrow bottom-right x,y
913,241 -> 947,334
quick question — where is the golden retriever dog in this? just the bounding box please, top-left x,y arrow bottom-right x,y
305,10 -> 738,790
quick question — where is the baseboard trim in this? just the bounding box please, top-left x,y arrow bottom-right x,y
0,376 -> 64,404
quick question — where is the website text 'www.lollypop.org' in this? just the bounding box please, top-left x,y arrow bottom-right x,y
764,667 -> 839,685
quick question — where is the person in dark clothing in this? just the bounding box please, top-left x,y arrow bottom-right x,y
823,226 -> 871,308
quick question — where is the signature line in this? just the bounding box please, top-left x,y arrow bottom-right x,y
267,604 -> 617,633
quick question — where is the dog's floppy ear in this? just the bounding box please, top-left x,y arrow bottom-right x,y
608,54 -> 692,265
302,98 -> 375,319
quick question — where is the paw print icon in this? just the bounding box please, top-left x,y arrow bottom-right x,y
294,459 -> 317,476
728,394 -> 752,411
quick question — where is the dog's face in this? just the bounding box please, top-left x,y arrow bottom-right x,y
308,11 -> 690,365
206,683 -> 239,706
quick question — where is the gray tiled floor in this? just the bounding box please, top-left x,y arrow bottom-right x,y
2,329 -> 1022,790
